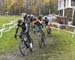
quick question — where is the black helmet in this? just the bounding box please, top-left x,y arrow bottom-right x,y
18,19 -> 22,24
45,17 -> 47,19
38,16 -> 42,20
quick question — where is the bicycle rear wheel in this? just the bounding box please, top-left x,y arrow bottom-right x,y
38,30 -> 46,48
41,37 -> 46,47
19,40 -> 29,56
47,28 -> 51,34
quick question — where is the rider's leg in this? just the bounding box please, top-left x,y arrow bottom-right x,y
33,25 -> 36,33
26,32 -> 33,52
20,32 -> 29,48
26,32 -> 33,49
24,41 -> 29,48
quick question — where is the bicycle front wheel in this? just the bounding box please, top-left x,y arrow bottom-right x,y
19,40 -> 29,56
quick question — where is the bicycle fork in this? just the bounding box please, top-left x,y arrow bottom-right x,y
24,41 -> 33,52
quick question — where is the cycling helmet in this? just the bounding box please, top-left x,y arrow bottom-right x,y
38,16 -> 42,20
45,17 -> 47,19
18,19 -> 22,24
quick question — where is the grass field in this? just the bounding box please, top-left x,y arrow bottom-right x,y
0,16 -> 75,60
0,16 -> 20,54
0,16 -> 20,28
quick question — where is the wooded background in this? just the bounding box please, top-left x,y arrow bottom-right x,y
0,0 -> 58,15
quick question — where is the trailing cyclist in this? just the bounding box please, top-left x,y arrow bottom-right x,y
44,17 -> 51,34
32,16 -> 46,48
33,16 -> 43,32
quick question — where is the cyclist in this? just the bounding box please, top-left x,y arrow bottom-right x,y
32,16 -> 43,32
44,17 -> 49,27
32,16 -> 46,48
14,15 -> 33,52
32,17 -> 37,33
44,17 -> 51,34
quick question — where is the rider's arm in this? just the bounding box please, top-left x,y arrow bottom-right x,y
32,20 -> 37,26
37,19 -> 43,24
15,24 -> 19,35
14,24 -> 20,39
37,19 -> 44,28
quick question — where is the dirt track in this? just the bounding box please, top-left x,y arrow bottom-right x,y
0,32 -> 73,60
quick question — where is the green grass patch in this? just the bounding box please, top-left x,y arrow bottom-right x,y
0,16 -> 20,28
0,16 -> 20,54
0,28 -> 19,54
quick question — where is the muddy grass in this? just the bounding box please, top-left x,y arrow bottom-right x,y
0,16 -> 75,60
0,30 -> 74,60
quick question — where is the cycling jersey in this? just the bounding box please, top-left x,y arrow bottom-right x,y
33,20 -> 43,32
17,22 -> 29,32
15,21 -> 32,43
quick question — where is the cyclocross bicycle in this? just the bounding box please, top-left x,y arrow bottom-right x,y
38,30 -> 46,48
19,34 -> 33,56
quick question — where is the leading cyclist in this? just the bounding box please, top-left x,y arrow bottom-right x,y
14,14 -> 33,52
